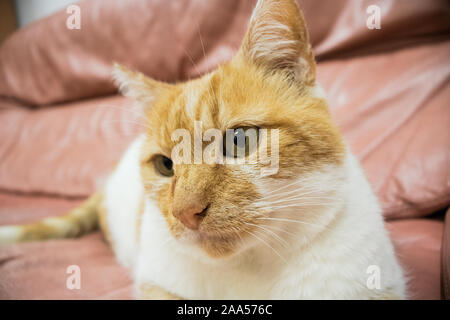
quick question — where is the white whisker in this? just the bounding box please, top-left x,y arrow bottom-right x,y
246,222 -> 289,247
256,217 -> 325,229
260,195 -> 339,206
243,229 -> 287,264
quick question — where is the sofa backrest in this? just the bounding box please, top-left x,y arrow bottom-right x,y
0,0 -> 448,106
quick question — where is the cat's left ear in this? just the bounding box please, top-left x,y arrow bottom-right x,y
238,0 -> 315,85
112,63 -> 172,109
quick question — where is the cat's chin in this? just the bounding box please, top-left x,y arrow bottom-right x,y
175,228 -> 246,259
178,229 -> 233,244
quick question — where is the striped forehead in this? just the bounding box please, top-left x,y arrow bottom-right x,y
182,73 -> 219,127
154,72 -> 222,152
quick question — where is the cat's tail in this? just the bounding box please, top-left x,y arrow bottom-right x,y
0,193 -> 102,245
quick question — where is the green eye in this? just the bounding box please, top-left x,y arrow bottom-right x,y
223,127 -> 258,158
154,155 -> 174,177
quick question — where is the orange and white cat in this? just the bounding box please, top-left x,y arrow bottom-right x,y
0,0 -> 405,299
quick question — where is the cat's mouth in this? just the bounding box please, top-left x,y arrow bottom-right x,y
170,205 -> 260,255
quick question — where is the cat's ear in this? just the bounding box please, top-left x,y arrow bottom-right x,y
239,0 -> 315,85
112,63 -> 171,108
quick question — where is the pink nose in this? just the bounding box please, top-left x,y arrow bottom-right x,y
172,203 -> 209,230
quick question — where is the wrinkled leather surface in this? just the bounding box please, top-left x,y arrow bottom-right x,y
442,208 -> 450,299
0,95 -> 140,196
319,41 -> 450,219
387,218 -> 444,300
0,233 -> 133,299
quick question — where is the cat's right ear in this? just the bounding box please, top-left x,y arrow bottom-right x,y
238,0 -> 315,86
112,63 -> 171,109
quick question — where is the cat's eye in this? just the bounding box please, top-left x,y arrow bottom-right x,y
154,155 -> 174,177
223,127 -> 258,158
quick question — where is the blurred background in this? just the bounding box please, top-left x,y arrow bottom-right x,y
1,0 -> 81,42
0,0 -> 448,300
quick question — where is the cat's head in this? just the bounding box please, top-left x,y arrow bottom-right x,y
113,0 -> 345,259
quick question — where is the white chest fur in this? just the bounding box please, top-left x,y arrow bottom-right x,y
104,136 -> 145,269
